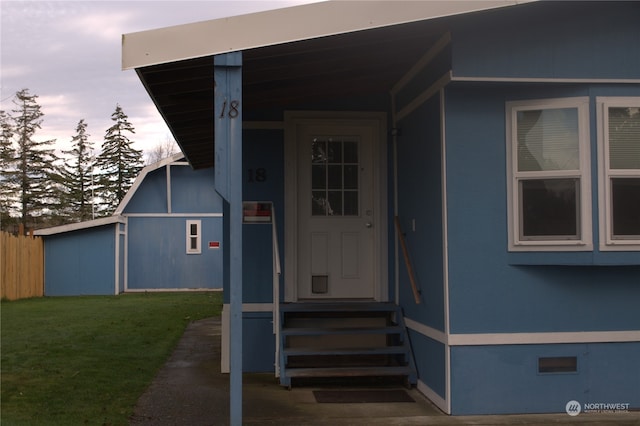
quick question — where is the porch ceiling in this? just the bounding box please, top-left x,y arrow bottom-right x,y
135,17 -> 450,170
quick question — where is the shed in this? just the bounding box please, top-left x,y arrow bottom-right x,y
35,154 -> 224,295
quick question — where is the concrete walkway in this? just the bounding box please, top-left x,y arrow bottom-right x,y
130,317 -> 640,425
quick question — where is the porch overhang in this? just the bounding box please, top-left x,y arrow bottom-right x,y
122,0 -> 529,170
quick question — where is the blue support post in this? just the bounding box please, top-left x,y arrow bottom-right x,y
214,52 -> 243,426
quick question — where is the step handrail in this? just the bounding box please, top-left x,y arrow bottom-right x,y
394,216 -> 421,304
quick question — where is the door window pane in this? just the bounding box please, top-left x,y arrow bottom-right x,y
328,141 -> 342,163
312,191 -> 330,215
344,165 -> 358,189
328,191 -> 343,216
344,141 -> 358,163
311,137 -> 359,216
312,165 -> 326,189
312,140 -> 327,163
327,165 -> 342,189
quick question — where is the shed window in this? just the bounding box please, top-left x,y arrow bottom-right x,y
507,97 -> 592,251
186,220 -> 201,254
597,97 -> 640,250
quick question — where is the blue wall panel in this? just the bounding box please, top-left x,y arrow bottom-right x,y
124,167 -> 168,213
451,342 -> 640,415
408,329 -> 446,400
243,225 -> 274,303
223,129 -> 284,304
396,95 -> 445,332
44,225 -> 116,296
444,83 -> 640,334
170,166 -> 223,213
126,216 -> 223,289
452,2 -> 640,80
243,313 -> 275,372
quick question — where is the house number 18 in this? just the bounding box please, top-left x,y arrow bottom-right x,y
219,99 -> 240,119
248,168 -> 267,183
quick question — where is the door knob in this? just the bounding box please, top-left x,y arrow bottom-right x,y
365,222 -> 373,228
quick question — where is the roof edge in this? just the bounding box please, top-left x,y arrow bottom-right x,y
122,0 -> 529,70
34,215 -> 126,236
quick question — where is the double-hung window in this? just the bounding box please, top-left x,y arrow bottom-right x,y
597,97 -> 640,250
506,97 -> 592,251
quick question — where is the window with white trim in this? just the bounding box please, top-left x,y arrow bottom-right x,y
597,97 -> 640,250
186,220 -> 201,254
506,97 -> 592,251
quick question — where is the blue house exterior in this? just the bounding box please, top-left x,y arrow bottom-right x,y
122,1 -> 639,417
35,154 -> 224,295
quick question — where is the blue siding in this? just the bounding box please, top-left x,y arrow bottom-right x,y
124,167 -> 168,213
224,129 -> 284,305
409,330 -> 446,400
170,166 -> 223,213
444,84 -> 640,334
243,313 -> 275,372
124,164 -> 222,215
44,225 -> 117,296
243,225 -> 274,303
127,216 -> 223,289
452,2 -> 640,80
396,96 -> 445,332
450,342 -> 640,415
236,130 -> 284,373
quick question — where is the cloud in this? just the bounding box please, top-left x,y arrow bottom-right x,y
58,10 -> 135,42
0,64 -> 34,81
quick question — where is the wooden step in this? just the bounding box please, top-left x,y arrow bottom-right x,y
281,325 -> 403,336
283,346 -> 408,356
280,302 -> 398,313
285,365 -> 413,379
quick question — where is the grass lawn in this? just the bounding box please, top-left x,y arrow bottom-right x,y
1,292 -> 222,426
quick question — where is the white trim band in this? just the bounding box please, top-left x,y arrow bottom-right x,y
452,76 -> 640,84
125,213 -> 223,218
405,316 -> 640,345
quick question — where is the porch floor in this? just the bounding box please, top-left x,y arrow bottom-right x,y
129,317 -> 640,425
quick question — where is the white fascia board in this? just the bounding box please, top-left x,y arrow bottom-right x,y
114,152 -> 185,215
34,216 -> 126,236
122,0 -> 527,70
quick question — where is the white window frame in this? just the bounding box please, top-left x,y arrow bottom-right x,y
506,97 -> 592,252
597,97 -> 640,251
186,220 -> 202,254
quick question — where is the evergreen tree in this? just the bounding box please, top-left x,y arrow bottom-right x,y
59,119 -> 95,222
94,105 -> 143,215
2,89 -> 58,231
0,110 -> 17,231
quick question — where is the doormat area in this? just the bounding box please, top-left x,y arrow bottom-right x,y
313,389 -> 415,403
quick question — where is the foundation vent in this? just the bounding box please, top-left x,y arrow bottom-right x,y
538,356 -> 577,373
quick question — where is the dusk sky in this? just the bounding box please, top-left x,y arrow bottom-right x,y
1,0 -> 317,158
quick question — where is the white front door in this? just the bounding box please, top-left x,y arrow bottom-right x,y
285,115 -> 385,301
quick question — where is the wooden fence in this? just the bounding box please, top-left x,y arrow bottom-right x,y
1,231 -> 44,300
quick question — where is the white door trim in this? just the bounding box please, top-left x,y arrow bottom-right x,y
284,111 -> 388,302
